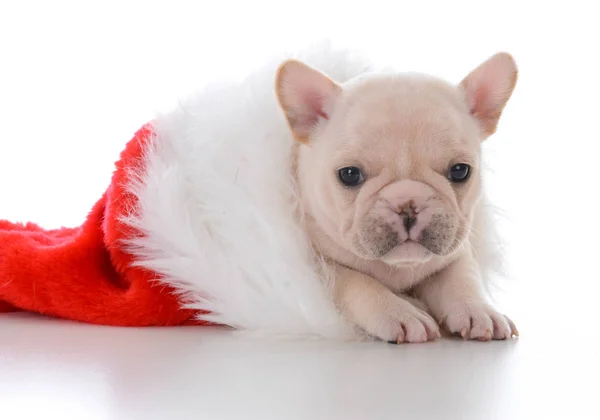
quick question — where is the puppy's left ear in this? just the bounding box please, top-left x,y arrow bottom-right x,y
460,52 -> 518,139
276,59 -> 341,143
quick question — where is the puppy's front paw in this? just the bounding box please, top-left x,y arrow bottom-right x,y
443,303 -> 518,341
365,298 -> 441,344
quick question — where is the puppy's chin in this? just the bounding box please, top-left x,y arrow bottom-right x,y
379,241 -> 434,266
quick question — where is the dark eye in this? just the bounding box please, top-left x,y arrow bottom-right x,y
448,163 -> 471,182
338,166 -> 364,187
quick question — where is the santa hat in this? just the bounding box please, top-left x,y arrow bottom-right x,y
0,44 -> 374,340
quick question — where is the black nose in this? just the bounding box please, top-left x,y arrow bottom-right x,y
398,201 -> 417,232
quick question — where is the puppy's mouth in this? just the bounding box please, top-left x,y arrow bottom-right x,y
379,240 -> 434,266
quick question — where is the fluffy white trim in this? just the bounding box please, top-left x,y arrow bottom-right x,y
123,43 -> 373,339
471,194 -> 505,297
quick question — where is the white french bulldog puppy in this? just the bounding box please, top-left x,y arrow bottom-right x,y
275,53 -> 519,343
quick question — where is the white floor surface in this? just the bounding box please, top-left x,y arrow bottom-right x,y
1,312 -> 598,420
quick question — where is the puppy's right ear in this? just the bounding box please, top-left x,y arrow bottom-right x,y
275,60 -> 341,143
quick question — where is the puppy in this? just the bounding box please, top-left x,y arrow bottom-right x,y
275,53 -> 518,343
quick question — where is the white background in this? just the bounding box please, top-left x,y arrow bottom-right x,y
1,1 -> 599,419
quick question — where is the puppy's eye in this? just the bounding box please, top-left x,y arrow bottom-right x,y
338,166 -> 364,187
448,163 -> 471,182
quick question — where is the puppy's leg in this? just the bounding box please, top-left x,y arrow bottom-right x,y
414,255 -> 518,341
333,264 -> 440,343
398,293 -> 430,313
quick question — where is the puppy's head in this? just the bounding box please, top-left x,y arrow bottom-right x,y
276,53 -> 517,265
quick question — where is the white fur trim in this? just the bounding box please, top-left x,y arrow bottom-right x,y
122,43 -> 373,339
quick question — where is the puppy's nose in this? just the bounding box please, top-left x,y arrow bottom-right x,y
397,201 -> 418,232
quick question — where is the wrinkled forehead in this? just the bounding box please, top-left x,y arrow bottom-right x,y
331,75 -> 479,164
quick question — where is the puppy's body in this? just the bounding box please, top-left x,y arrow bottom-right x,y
278,54 -> 518,343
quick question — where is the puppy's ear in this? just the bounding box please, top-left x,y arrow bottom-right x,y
276,59 -> 341,143
460,52 -> 518,138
